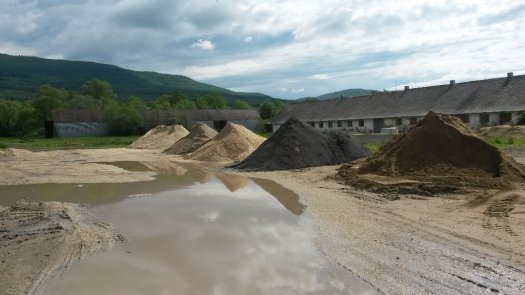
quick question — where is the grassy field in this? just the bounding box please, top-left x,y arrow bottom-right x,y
0,136 -> 139,151
483,136 -> 525,149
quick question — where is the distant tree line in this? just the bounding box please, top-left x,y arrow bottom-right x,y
0,79 -> 286,137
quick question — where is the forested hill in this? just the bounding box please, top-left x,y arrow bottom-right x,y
0,53 -> 273,105
315,88 -> 374,100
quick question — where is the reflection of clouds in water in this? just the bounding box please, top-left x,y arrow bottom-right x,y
197,210 -> 220,223
51,178 -> 375,295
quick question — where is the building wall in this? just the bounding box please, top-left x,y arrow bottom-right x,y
54,122 -> 109,138
271,111 -> 523,133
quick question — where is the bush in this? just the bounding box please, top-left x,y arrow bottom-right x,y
507,137 -> 514,145
517,112 -> 525,125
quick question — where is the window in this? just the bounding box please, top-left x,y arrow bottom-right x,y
347,120 -> 353,127
409,117 -> 417,125
328,121 -> 333,128
358,119 -> 365,127
499,112 -> 512,124
480,113 -> 489,124
319,122 -> 324,128
395,118 -> 402,125
337,121 -> 342,127
309,122 -> 315,127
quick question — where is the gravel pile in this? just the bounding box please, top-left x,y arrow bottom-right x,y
129,124 -> 189,150
185,122 -> 265,163
338,112 -> 525,190
163,123 -> 218,155
233,117 -> 371,171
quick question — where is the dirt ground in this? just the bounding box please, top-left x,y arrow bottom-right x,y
1,147 -> 525,294
0,201 -> 121,295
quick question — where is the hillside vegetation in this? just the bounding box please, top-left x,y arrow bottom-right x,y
0,53 -> 272,105
315,88 -> 374,100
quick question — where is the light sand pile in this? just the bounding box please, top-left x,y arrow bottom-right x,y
129,124 -> 189,150
185,122 -> 265,163
479,125 -> 525,137
163,123 -> 218,155
337,112 -> 525,193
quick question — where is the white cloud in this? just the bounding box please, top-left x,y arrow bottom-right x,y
1,0 -> 524,98
190,38 -> 215,50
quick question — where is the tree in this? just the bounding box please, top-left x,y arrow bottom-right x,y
32,84 -> 66,122
0,99 -> 24,136
104,104 -> 143,135
126,96 -> 146,112
232,100 -> 251,110
81,79 -> 117,111
194,93 -> 227,109
259,100 -> 278,120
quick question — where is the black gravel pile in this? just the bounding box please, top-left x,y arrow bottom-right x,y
233,117 -> 371,171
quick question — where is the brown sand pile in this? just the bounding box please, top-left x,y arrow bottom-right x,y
338,112 -> 525,192
163,123 -> 218,154
0,201 -> 122,294
129,124 -> 189,150
185,122 -> 265,163
479,125 -> 525,137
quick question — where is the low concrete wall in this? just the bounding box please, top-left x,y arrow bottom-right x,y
352,133 -> 397,145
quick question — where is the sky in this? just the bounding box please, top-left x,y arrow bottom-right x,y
1,0 -> 524,99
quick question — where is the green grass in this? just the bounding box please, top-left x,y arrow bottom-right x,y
364,143 -> 383,153
484,136 -> 525,149
257,131 -> 273,138
0,136 -> 139,151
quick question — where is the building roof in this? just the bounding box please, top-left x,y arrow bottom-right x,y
51,110 -> 104,123
269,74 -> 525,124
53,109 -> 260,123
142,109 -> 260,122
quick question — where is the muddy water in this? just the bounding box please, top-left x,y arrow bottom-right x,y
0,161 -> 378,294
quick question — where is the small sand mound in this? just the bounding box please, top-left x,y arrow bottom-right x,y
233,117 -> 371,171
129,124 -> 189,150
163,123 -> 218,154
338,112 -> 525,192
479,125 -> 525,137
185,122 -> 265,163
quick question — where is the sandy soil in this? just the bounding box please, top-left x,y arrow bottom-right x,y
0,148 -> 179,185
0,201 -> 122,295
235,166 -> 525,294
1,147 -> 524,294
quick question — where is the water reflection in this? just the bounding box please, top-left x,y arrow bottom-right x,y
48,179 -> 377,295
0,161 -> 305,217
0,160 -> 377,294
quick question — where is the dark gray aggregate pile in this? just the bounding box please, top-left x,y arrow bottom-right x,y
233,117 -> 371,171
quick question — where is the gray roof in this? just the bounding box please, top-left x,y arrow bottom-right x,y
269,74 -> 525,124
53,109 -> 260,123
142,109 -> 260,122
52,110 -> 103,123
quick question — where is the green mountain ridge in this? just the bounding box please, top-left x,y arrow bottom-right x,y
0,53 -> 273,105
315,88 -> 374,100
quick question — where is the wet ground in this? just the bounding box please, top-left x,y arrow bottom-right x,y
0,161 -> 378,295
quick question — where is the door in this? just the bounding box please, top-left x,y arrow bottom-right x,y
373,118 -> 384,133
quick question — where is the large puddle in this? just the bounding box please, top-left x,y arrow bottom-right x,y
0,161 -> 378,294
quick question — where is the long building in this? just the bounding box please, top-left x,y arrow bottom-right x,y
269,73 -> 525,133
50,109 -> 261,137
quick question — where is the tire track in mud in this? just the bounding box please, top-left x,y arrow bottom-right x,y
336,194 -> 525,294
0,201 -> 122,295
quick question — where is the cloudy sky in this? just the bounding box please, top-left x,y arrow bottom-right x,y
1,0 -> 524,99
